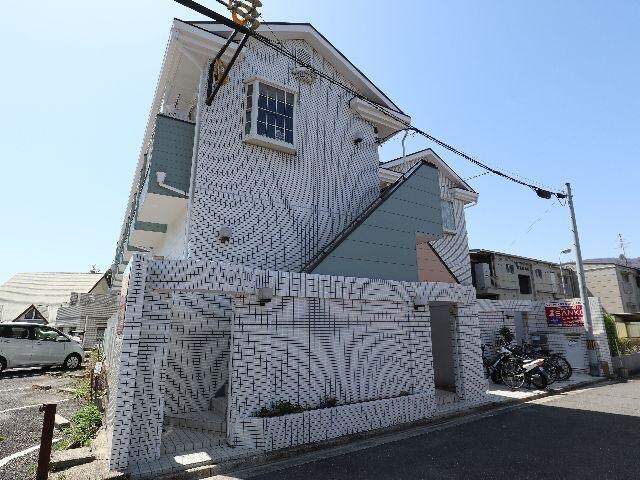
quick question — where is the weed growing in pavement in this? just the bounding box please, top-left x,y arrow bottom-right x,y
254,400 -> 305,418
71,376 -> 91,401
55,404 -> 102,450
0,435 -> 5,441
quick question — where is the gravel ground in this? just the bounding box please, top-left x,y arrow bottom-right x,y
0,367 -> 87,480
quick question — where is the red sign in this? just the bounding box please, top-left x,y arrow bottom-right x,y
545,303 -> 584,327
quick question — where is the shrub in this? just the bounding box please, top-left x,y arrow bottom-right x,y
498,327 -> 514,345
618,338 -> 640,355
317,397 -> 338,409
399,391 -> 410,397
254,400 -> 305,418
57,404 -> 102,449
603,313 -> 619,357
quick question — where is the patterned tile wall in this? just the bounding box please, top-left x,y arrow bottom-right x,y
106,256 -> 485,470
165,293 -> 232,415
189,38 -> 381,272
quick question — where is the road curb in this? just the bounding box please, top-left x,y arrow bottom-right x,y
144,377 -> 613,480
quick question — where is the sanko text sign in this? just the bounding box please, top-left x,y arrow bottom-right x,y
545,302 -> 585,327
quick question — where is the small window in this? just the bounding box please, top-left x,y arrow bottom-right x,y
506,264 -> 515,274
96,327 -> 106,342
535,268 -> 543,279
33,326 -> 59,342
442,200 -> 456,232
243,79 -> 296,154
518,275 -> 532,294
621,272 -> 630,283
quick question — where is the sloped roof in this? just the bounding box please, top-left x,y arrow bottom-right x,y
381,148 -> 476,193
584,257 -> 640,270
0,273 -> 105,321
187,21 -> 407,115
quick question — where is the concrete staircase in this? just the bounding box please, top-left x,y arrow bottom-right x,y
161,397 -> 228,455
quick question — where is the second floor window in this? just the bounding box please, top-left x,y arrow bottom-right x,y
535,268 -> 543,279
243,79 -> 296,154
506,264 -> 515,274
442,200 -> 456,232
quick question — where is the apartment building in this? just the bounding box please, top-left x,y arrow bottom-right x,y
470,249 -> 578,301
581,258 -> 640,336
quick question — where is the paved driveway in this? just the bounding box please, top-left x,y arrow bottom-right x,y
0,368 -> 83,479
217,379 -> 640,480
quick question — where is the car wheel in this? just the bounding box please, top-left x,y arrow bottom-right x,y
0,357 -> 6,375
63,354 -> 81,370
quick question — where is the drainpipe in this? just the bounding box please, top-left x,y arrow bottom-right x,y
181,43 -> 206,259
401,130 -> 409,159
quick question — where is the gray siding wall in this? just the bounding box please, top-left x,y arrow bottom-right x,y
312,163 -> 443,281
147,114 -> 195,198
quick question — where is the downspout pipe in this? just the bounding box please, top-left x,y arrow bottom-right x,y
184,61 -> 206,258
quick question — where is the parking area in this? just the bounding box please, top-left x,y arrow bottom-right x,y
0,367 -> 85,479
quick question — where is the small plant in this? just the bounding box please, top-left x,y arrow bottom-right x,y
0,435 -> 5,441
618,338 -> 640,355
398,391 -> 410,397
317,397 -> 338,409
72,378 -> 91,400
56,404 -> 102,449
254,400 -> 305,418
498,326 -> 514,345
603,313 -> 619,357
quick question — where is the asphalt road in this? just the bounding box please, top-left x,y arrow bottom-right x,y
222,379 -> 640,480
0,368 -> 83,480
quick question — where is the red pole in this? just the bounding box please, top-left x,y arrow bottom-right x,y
37,403 -> 57,480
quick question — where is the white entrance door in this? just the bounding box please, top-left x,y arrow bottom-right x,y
563,334 -> 587,370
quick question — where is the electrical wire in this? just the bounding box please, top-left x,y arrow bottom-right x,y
506,199 -> 559,249
175,0 -> 567,199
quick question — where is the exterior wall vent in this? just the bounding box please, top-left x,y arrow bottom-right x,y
292,48 -> 317,84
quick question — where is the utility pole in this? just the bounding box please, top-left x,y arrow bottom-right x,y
566,182 -> 599,376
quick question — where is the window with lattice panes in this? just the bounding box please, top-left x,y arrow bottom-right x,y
243,79 -> 296,154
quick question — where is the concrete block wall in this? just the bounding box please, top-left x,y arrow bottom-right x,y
106,256 -> 486,470
476,298 -> 612,374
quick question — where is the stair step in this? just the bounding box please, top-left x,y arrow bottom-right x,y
160,426 -> 227,455
164,411 -> 226,435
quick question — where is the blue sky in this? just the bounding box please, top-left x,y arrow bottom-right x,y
0,1 -> 638,284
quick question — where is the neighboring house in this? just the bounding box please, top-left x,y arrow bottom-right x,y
580,257 -> 640,336
0,272 -> 117,347
56,292 -> 119,348
469,249 -> 578,301
102,20 -> 611,475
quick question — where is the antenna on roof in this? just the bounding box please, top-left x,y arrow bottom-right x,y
618,233 -> 630,264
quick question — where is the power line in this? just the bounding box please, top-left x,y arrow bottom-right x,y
174,0 -> 567,199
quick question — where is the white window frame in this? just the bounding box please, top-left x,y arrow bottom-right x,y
442,200 -> 456,234
242,77 -> 297,155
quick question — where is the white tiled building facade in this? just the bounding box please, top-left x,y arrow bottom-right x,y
104,21 -> 612,475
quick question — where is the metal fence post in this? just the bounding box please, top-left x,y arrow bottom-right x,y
37,403 -> 57,480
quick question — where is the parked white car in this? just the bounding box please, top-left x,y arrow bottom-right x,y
0,322 -> 84,374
